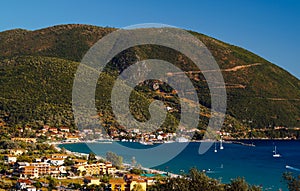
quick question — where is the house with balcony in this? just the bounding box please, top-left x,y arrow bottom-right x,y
19,162 -> 67,178
20,166 -> 39,178
71,162 -> 116,176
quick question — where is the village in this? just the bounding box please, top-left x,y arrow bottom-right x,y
0,124 -> 186,191
1,147 -> 164,191
2,121 -> 292,191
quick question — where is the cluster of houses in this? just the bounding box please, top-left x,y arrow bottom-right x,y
3,149 -> 159,191
37,125 -> 81,142
108,173 -> 157,191
110,128 -> 189,144
14,173 -> 157,191
12,123 -> 232,144
4,152 -> 117,179
13,125 -> 81,142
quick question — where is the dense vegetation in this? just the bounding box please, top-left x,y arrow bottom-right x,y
0,24 -> 299,137
148,168 -> 262,191
283,172 -> 300,191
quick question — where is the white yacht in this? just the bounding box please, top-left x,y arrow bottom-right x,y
273,146 -> 281,158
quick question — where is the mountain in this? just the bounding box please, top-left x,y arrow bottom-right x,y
0,24 -> 299,138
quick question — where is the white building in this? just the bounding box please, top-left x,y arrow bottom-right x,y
49,158 -> 65,166
157,135 -> 163,140
4,155 -> 17,163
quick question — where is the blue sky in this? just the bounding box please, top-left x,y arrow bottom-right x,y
1,0 -> 299,79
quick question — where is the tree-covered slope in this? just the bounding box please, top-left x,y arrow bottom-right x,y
0,56 -> 244,136
0,24 -> 299,134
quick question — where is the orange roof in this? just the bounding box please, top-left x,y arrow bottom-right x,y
23,166 -> 36,169
73,159 -> 87,163
67,136 -> 80,138
84,176 -> 99,180
109,178 -> 125,184
17,179 -> 32,184
132,179 -> 147,183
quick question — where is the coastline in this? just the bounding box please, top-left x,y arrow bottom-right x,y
50,141 -> 182,178
50,138 -> 278,177
49,137 -> 300,151
51,139 -> 300,190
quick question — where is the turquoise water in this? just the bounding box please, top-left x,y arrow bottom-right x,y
59,140 -> 300,190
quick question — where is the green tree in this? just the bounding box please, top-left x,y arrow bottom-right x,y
225,177 -> 262,191
188,168 -> 221,191
100,175 -> 110,183
147,168 -> 262,191
64,157 -> 74,166
131,156 -> 137,167
106,151 -> 123,168
68,183 -> 81,189
88,152 -> 97,163
17,155 -> 33,163
130,168 -> 143,175
47,176 -> 57,191
33,181 -> 42,189
283,172 -> 300,191
60,147 -> 67,154
226,177 -> 248,191
132,183 -> 145,191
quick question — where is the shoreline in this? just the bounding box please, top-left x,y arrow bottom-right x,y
50,141 -> 182,178
51,138 -> 294,175
50,138 -> 300,150
50,139 -> 300,190
50,137 -> 300,146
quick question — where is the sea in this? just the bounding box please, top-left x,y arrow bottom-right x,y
59,140 -> 300,191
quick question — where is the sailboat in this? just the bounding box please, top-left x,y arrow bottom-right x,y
220,137 -> 224,150
214,142 -> 217,153
273,146 -> 281,158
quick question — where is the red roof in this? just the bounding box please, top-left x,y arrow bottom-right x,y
18,179 -> 32,184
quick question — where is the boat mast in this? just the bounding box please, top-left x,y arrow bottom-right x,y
220,136 -> 224,150
214,141 -> 217,152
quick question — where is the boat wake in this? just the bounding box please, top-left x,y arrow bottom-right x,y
286,165 -> 300,172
